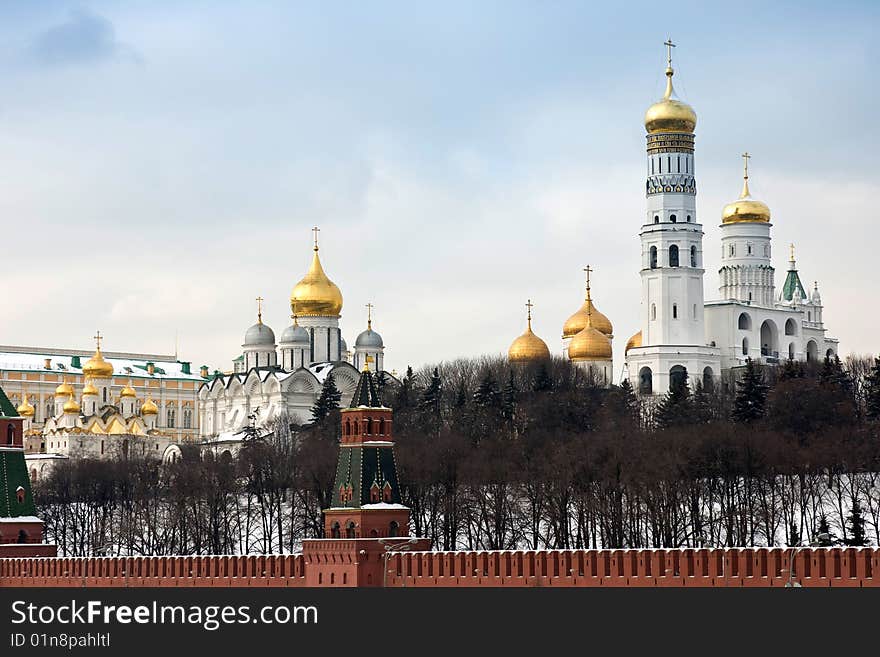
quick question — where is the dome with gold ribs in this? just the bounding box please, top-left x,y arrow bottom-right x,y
83,341 -> 114,378
141,398 -> 158,416
16,394 -> 35,418
508,301 -> 551,363
644,45 -> 696,134
120,382 -> 137,398
563,268 -> 613,339
625,330 -> 642,354
82,379 -> 99,396
55,379 -> 74,397
290,231 -> 343,317
63,394 -> 80,414
568,314 -> 612,361
722,154 -> 771,224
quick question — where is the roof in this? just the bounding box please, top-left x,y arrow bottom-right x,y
348,370 -> 382,408
0,384 -> 18,417
0,349 -> 207,381
0,449 -> 37,518
782,267 -> 807,302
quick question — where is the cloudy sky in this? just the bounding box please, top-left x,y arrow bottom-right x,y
0,1 -> 877,376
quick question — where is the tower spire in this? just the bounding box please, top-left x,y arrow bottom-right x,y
365,302 -> 373,330
525,299 -> 534,331
312,226 -> 320,252
663,38 -> 676,99
583,265 -> 593,301
741,152 -> 751,198
256,296 -> 264,324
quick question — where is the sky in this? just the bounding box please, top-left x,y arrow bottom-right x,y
0,1 -> 877,377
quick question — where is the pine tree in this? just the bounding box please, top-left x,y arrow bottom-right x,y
310,373 -> 342,424
845,500 -> 868,547
788,521 -> 801,547
691,380 -> 715,424
816,514 -> 836,546
655,371 -> 693,430
501,370 -> 518,421
473,372 -> 500,408
420,367 -> 442,424
532,363 -> 552,392
618,378 -> 640,425
731,358 -> 768,424
819,355 -> 853,396
395,366 -> 416,410
863,357 -> 880,421
779,357 -> 804,381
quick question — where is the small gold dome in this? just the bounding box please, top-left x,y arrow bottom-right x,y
568,314 -> 612,362
120,382 -> 137,398
63,395 -> 81,414
16,394 -> 35,418
508,302 -> 551,363
83,348 -> 114,378
625,330 -> 642,354
141,398 -> 159,416
55,380 -> 74,396
563,273 -> 613,339
290,241 -> 343,317
722,156 -> 770,224
644,66 -> 696,135
82,379 -> 99,396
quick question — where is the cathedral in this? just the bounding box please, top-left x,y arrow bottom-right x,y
508,42 -> 838,395
198,229 -> 396,438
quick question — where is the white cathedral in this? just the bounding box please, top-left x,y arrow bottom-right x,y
509,42 -> 839,395
198,230 -> 396,438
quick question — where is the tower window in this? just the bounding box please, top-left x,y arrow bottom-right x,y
747,244 -> 752,255
651,304 -> 656,321
669,244 -> 679,267
672,304 -> 678,319
686,215 -> 691,222
693,304 -> 697,319
677,156 -> 680,173
651,158 -> 654,174
654,215 -> 659,224
650,246 -> 658,269
690,245 -> 697,267
670,214 -> 677,223
729,244 -> 735,256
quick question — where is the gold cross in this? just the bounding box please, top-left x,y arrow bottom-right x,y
583,265 -> 593,289
664,38 -> 675,67
789,243 -> 795,261
93,330 -> 103,351
256,296 -> 264,323
312,226 -> 320,250
365,302 -> 374,329
525,299 -> 534,327
742,152 -> 751,180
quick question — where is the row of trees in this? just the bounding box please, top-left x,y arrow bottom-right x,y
35,355 -> 880,556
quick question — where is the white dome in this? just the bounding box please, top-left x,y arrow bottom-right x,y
355,328 -> 383,349
280,323 -> 309,345
244,322 -> 276,346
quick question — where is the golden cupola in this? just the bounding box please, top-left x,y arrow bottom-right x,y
644,41 -> 697,135
568,310 -> 612,362
16,393 -> 35,418
141,398 -> 159,416
625,330 -> 642,354
508,300 -> 551,363
55,379 -> 74,397
290,228 -> 343,317
120,381 -> 137,398
63,394 -> 81,414
83,331 -> 114,378
563,267 -> 613,339
82,379 -> 99,396
722,153 -> 771,224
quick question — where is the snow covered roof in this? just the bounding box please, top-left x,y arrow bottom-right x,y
0,347 -> 208,381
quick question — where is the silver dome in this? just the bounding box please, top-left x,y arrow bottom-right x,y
280,323 -> 310,345
340,336 -> 348,353
244,322 -> 276,346
355,328 -> 383,349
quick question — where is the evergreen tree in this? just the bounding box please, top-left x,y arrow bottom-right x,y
655,371 -> 693,430
787,521 -> 801,547
778,357 -> 804,381
731,358 -> 769,424
532,363 -> 552,392
819,355 -> 853,394
473,372 -> 500,408
375,370 -> 389,401
618,378 -> 640,425
420,367 -> 443,425
691,380 -> 715,424
310,373 -> 342,424
816,514 -> 836,546
395,366 -> 416,410
845,500 -> 868,547
501,370 -> 518,421
863,357 -> 880,421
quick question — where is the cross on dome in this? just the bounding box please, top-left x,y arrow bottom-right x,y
366,302 -> 374,329
256,296 -> 264,324
93,330 -> 103,351
312,226 -> 320,251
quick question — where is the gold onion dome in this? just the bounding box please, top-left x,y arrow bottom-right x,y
63,394 -> 81,414
16,394 -> 35,417
563,267 -> 613,339
722,153 -> 771,224
83,332 -> 114,378
82,379 -> 99,396
120,382 -> 137,398
568,313 -> 612,361
55,379 -> 74,396
141,398 -> 159,416
644,43 -> 696,135
290,230 -> 343,317
508,300 -> 551,363
625,330 -> 642,354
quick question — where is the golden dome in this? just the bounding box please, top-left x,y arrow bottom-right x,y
55,379 -> 74,397
141,398 -> 158,416
568,314 -> 612,362
83,340 -> 114,378
120,382 -> 137,398
644,59 -> 696,135
722,154 -> 771,224
563,269 -> 613,339
625,330 -> 642,354
82,379 -> 99,396
508,301 -> 551,363
290,241 -> 343,317
63,394 -> 81,414
16,394 -> 35,418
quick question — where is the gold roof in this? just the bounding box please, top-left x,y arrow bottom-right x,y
16,393 -> 35,417
644,42 -> 696,135
568,311 -> 612,362
722,153 -> 770,224
508,300 -> 551,363
625,330 -> 642,354
120,381 -> 137,398
63,394 -> 80,414
141,398 -> 159,415
563,267 -> 613,339
82,379 -> 99,396
290,232 -> 343,317
55,379 -> 74,397
83,332 -> 114,378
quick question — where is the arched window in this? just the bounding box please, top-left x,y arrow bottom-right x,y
670,214 -> 677,223
669,245 -> 679,267
354,420 -> 360,435
103,388 -> 107,403
690,245 -> 697,267
345,521 -> 356,539
17,529 -> 27,544
167,408 -> 175,428
389,521 -> 400,538
651,304 -> 657,321
729,244 -> 735,257
6,425 -> 13,446
379,418 -> 385,435
788,343 -> 795,360
16,486 -> 25,504
807,311 -> 812,321
826,348 -> 835,359
693,304 -> 697,319
747,244 -> 752,255
183,409 -> 192,429
331,522 -> 340,538
669,366 -> 688,392
638,367 -> 653,395
650,246 -> 658,268
702,367 -> 714,391
785,318 -> 797,336
742,337 -> 749,356
344,420 -> 350,436
806,340 -> 818,362
654,215 -> 659,224
760,320 -> 779,358
686,215 -> 691,222
738,312 -> 752,330
672,304 -> 678,319
365,418 -> 373,435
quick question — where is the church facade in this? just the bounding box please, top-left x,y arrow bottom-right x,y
199,230 -> 396,438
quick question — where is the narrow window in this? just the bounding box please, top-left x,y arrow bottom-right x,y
651,158 -> 654,174
686,215 -> 691,222
670,214 -> 677,223
677,156 -> 680,172
690,245 -> 697,267
673,304 -> 678,319
651,304 -> 657,321
669,244 -> 679,267
650,246 -> 658,268
654,215 -> 659,224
